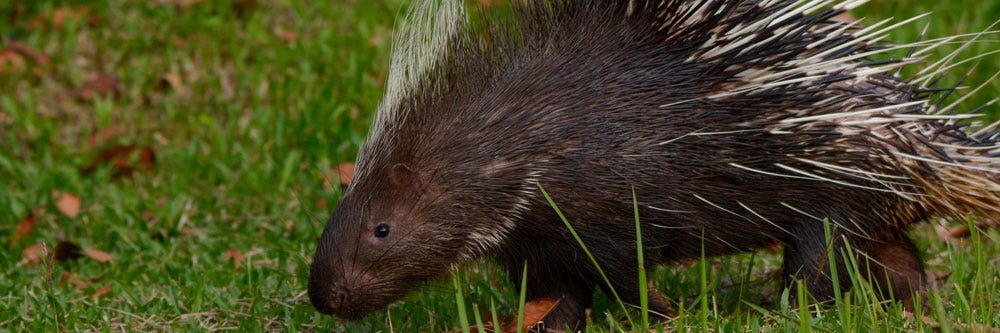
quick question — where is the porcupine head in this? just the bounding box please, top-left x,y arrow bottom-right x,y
309,0 -> 1000,324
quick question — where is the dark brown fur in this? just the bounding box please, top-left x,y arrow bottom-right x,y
309,1 -> 1000,329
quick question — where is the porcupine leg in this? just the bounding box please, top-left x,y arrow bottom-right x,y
503,259 -> 671,330
783,224 -> 926,307
855,235 -> 927,308
781,222 -> 853,302
505,260 -> 593,331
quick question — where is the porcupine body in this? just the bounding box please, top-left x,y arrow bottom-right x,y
308,0 -> 1000,329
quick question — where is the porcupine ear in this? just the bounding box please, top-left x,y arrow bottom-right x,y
389,163 -> 421,189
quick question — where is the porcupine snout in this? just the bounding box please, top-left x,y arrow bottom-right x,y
308,279 -> 349,316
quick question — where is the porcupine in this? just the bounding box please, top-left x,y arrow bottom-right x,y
308,0 -> 1000,329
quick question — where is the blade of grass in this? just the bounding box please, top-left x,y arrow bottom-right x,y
453,274 -> 471,333
537,183 -> 634,326
633,188 -> 649,330
516,262 -> 528,333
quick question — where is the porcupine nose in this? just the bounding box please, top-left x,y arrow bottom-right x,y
309,280 -> 350,316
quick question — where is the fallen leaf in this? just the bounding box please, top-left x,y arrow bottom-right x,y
79,73 -> 120,101
0,48 -> 27,73
159,73 -> 186,94
276,27 -> 298,42
85,145 -> 157,177
503,298 -> 560,333
284,220 -> 295,233
368,35 -> 384,48
86,126 -> 124,147
223,248 -> 245,269
54,240 -> 84,262
84,247 -> 114,263
12,207 -> 45,247
92,285 -> 112,298
336,162 -> 355,187
21,243 -> 50,266
7,42 -> 51,68
946,225 -> 971,239
53,191 -> 81,218
61,271 -> 88,289
315,197 -> 327,211
937,219 -> 999,240
232,0 -> 258,17
36,6 -> 93,29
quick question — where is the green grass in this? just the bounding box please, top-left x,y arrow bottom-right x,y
1,0 -> 998,331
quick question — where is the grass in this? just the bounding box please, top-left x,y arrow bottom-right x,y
1,0 -> 998,331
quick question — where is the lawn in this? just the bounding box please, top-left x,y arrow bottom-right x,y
1,0 -> 998,332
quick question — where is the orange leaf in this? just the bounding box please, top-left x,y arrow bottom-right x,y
21,243 -> 50,266
276,27 -> 298,42
87,145 -> 157,177
504,298 -> 561,333
7,42 -> 50,68
61,271 -> 88,290
12,207 -> 44,246
92,285 -> 112,298
0,48 -> 27,73
84,247 -> 115,263
79,74 -> 120,101
336,162 -> 355,187
160,73 -> 186,94
53,191 -> 81,218
85,126 -> 124,147
223,248 -> 245,269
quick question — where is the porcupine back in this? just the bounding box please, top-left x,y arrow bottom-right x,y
355,0 -> 1000,242
310,0 -> 1000,327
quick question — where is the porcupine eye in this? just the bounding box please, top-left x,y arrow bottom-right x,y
374,224 -> 390,238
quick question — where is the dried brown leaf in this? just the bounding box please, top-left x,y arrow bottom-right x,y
223,248 -> 245,269
54,240 -> 84,262
86,145 -> 157,177
336,162 -> 355,187
79,74 -> 120,101
84,247 -> 114,263
12,207 -> 45,246
8,42 -> 51,68
937,219 -> 1000,240
61,271 -> 89,290
159,72 -> 186,94
21,243 -> 50,266
276,28 -> 298,42
504,298 -> 560,333
947,225 -> 971,239
92,285 -> 112,298
53,191 -> 81,218
0,49 -> 27,73
85,126 -> 124,147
